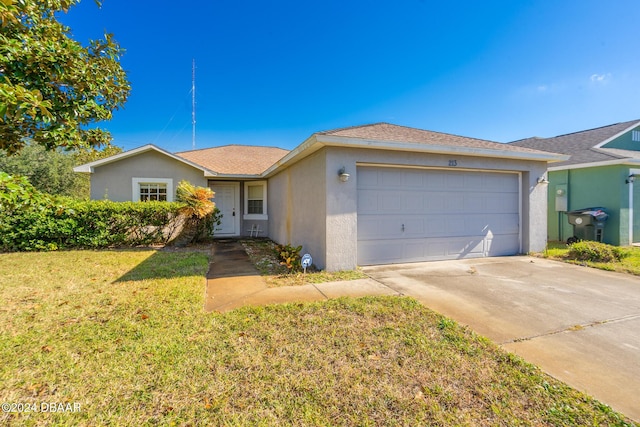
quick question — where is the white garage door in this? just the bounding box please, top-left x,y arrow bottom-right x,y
357,166 -> 521,265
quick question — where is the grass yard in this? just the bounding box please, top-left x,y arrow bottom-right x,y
240,238 -> 367,287
1,249 -> 637,426
543,241 -> 640,275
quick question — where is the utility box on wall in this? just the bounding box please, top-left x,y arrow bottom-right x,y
555,184 -> 568,212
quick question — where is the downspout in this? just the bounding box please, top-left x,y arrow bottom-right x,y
627,168 -> 640,245
628,168 -> 640,245
629,176 -> 633,245
565,170 -> 571,242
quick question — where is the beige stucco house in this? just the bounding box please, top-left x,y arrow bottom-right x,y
75,123 -> 566,270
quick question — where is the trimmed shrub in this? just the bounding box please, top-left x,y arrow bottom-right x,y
275,243 -> 302,271
0,173 -> 217,251
567,241 -> 630,263
0,198 -> 184,251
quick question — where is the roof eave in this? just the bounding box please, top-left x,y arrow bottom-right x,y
210,173 -> 265,179
261,134 -> 568,177
262,134 -> 324,177
548,158 -> 640,171
316,135 -> 568,162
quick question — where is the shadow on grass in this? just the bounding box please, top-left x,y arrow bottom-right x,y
114,247 -> 211,282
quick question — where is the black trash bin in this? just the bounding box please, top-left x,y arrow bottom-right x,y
566,207 -> 608,244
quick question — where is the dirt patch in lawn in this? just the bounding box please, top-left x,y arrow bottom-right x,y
240,238 -> 367,287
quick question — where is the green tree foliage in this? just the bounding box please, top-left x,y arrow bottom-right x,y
0,0 -> 130,154
0,171 -> 48,213
0,142 -> 121,198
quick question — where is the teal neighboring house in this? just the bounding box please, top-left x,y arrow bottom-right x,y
511,120 -> 640,246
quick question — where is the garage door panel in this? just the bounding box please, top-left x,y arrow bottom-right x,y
425,174 -> 445,189
486,194 -> 519,213
358,168 -> 379,186
486,235 -> 521,256
447,237 -> 485,257
381,193 -> 402,211
404,170 -> 425,187
426,218 -> 447,236
357,166 -> 521,265
405,241 -> 426,259
357,191 -> 378,212
426,194 -> 446,213
446,174 -> 465,189
405,195 -> 425,211
358,240 -> 405,264
463,173 -> 485,190
485,173 -> 519,191
404,218 -> 425,234
381,170 -> 403,186
446,195 -> 465,212
358,217 -> 403,239
359,215 -> 520,240
465,194 -> 484,211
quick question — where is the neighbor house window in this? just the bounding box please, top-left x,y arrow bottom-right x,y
244,181 -> 267,220
132,178 -> 174,202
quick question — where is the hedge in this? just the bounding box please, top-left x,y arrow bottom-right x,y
0,172 -> 211,251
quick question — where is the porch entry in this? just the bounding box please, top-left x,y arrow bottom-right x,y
209,182 -> 240,236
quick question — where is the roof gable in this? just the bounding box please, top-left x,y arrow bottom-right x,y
73,144 -> 217,176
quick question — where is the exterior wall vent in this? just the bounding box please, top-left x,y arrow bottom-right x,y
632,130 -> 640,142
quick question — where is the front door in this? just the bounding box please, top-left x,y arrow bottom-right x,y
210,183 -> 240,236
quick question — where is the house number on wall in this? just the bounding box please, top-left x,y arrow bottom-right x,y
448,160 -> 458,166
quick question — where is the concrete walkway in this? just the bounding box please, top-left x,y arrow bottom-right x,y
204,240 -> 400,312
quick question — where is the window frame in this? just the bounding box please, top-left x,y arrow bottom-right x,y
132,178 -> 174,202
243,180 -> 268,220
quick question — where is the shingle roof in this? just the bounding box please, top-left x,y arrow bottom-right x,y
509,120 -> 640,167
318,122 -> 552,155
176,145 -> 289,175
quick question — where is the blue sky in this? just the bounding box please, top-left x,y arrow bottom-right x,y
60,0 -> 640,152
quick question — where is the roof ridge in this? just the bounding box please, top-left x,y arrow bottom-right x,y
317,122 -> 389,135
176,144 -> 289,154
549,119 -> 640,139
509,136 -> 544,144
320,122 -> 502,144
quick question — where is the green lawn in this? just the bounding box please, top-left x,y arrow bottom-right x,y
0,249 -> 636,426
544,241 -> 640,275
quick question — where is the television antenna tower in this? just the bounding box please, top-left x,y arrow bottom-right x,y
191,59 -> 196,150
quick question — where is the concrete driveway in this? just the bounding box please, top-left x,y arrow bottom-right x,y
363,256 -> 640,422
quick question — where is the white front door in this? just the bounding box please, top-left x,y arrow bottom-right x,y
210,183 -> 240,236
